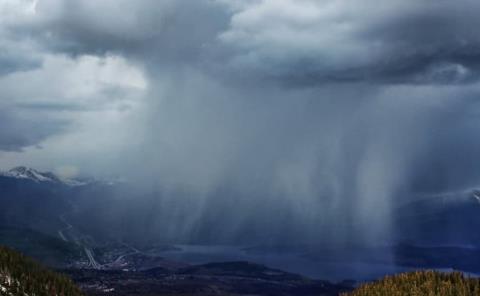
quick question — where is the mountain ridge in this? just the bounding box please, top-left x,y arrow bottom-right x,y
0,166 -> 88,187
0,166 -> 124,187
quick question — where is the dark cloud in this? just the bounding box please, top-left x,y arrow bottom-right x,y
0,51 -> 40,76
30,0 -> 229,66
14,101 -> 92,112
217,0 -> 480,85
5,0 -> 480,86
6,0 -> 479,86
0,29 -> 42,76
0,108 -> 66,152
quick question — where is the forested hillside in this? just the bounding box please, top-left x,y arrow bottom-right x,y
344,270 -> 480,296
0,245 -> 83,296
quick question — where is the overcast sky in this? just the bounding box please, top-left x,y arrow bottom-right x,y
2,1 -> 480,240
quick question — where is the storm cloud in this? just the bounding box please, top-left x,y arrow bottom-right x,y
0,107 -> 64,151
12,0 -> 480,84
1,0 -> 480,244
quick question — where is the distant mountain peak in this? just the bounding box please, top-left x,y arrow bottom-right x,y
3,166 -> 59,182
0,166 -> 87,186
472,190 -> 480,204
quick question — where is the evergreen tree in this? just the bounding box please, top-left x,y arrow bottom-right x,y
0,245 -> 84,296
344,270 -> 480,296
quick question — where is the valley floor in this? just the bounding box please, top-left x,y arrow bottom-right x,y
65,263 -> 352,296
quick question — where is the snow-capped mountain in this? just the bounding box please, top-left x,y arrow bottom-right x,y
0,166 -> 87,186
0,166 -> 125,187
1,166 -> 60,182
